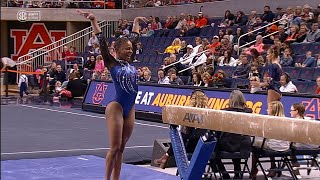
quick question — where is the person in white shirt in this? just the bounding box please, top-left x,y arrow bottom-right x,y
1,57 -> 16,71
180,45 -> 195,65
18,74 -> 29,98
217,51 -> 238,66
87,32 -> 99,47
175,13 -> 187,30
157,69 -> 170,84
279,73 -> 298,93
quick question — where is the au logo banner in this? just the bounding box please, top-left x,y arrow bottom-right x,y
92,82 -> 108,104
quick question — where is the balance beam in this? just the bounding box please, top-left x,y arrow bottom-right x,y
162,105 -> 320,145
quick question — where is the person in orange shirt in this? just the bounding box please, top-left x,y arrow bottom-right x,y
208,36 -> 221,54
315,76 -> 320,94
195,12 -> 208,29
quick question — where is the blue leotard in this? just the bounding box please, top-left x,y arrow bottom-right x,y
265,63 -> 282,94
97,32 -> 139,118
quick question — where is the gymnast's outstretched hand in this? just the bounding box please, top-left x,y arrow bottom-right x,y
77,9 -> 95,21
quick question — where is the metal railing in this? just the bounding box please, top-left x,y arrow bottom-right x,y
16,20 -> 116,77
237,18 -> 289,55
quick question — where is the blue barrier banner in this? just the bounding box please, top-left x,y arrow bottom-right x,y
84,81 -> 320,120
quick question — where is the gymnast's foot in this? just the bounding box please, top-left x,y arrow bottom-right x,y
154,154 -> 169,169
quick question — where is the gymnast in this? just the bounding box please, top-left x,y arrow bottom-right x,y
78,10 -> 147,180
251,45 -> 282,103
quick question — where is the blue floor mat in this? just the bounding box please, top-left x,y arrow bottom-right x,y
1,155 -> 179,180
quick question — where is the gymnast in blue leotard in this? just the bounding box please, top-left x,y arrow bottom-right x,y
78,10 -> 147,180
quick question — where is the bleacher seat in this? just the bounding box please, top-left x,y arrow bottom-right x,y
215,66 -> 236,78
309,42 -> 320,55
180,76 -> 190,85
293,54 -> 305,65
306,81 -> 317,94
299,68 -> 315,81
283,67 -> 301,80
291,43 -> 310,55
293,80 -> 309,93
233,78 -> 250,89
313,68 -> 320,80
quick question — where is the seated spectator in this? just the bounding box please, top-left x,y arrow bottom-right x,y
315,76 -> 320,94
65,46 -> 78,62
214,37 -> 233,57
175,13 -> 187,29
274,7 -> 284,20
234,11 -> 248,26
178,41 -> 187,55
189,46 -> 207,67
304,22 -> 320,42
212,69 -> 227,87
93,55 -> 105,79
169,69 -> 184,85
87,32 -> 99,47
89,43 -> 101,54
296,24 -> 309,42
155,17 -> 162,29
195,12 -> 208,29
201,72 -> 213,87
161,38 -> 181,54
167,16 -> 179,29
248,62 -> 261,79
271,25 -> 288,43
48,62 -> 57,74
53,81 -> 63,100
67,63 -> 83,79
83,55 -> 96,71
100,72 -> 111,81
295,51 -> 315,67
261,5 -> 275,23
142,70 -> 152,82
280,48 -> 294,67
249,75 -> 262,93
217,51 -> 237,67
250,48 -> 266,67
157,69 -> 170,84
208,36 -> 221,54
164,16 -> 173,29
49,64 -> 66,85
180,45 -> 195,65
252,16 -> 264,29
301,4 -> 314,23
186,14 -> 194,28
61,46 -> 69,59
247,11 -> 258,26
184,22 -> 199,37
285,25 -> 299,43
232,55 -> 250,79
220,10 -> 235,27
192,72 -> 203,86
218,29 -> 226,41
280,7 -> 294,25
225,29 -> 234,43
60,72 -> 85,99
135,42 -> 143,57
316,54 -> 320,68
137,67 -> 144,81
279,73 -> 298,93
141,24 -> 155,37
233,28 -> 245,45
245,35 -> 265,55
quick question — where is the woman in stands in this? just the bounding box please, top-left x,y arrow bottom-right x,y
212,90 -> 252,179
78,10 -> 147,180
154,89 -> 209,169
251,45 -> 282,103
251,101 -> 290,179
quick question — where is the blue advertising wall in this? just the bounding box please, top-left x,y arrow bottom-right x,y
83,81 -> 320,120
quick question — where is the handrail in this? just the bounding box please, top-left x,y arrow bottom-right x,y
237,17 -> 288,55
16,20 -> 107,65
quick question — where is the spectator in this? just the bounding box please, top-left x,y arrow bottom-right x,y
93,55 -> 105,78
135,42 -> 143,56
65,46 -> 77,62
251,101 -> 290,179
167,16 -> 179,29
280,7 -> 294,25
217,51 -> 237,67
175,13 -> 187,29
137,67 -> 144,81
186,14 -> 194,28
164,38 -> 181,54
87,32 -> 99,47
201,72 -> 213,87
233,27 -> 245,45
53,81 -> 62,101
164,16 -> 173,29
61,46 -> 70,59
304,22 -> 320,42
178,40 -> 187,55
220,10 -> 235,27
280,48 -> 294,67
245,35 -> 265,55
189,46 -> 207,67
316,54 -> 320,67
49,64 -> 66,86
208,36 -> 221,54
232,55 -> 250,79
89,43 -> 101,54
169,69 -> 184,85
285,25 -> 299,43
61,72 -> 85,98
155,17 -> 162,29
250,48 -> 266,67
296,51 -> 315,67
143,70 -> 152,82
296,24 -> 309,42
218,29 -> 225,41
274,7 -> 284,20
315,76 -> 320,94
214,36 -> 232,57
235,11 -> 248,26
195,12 -> 208,29
279,73 -> 298,93
248,62 -> 261,79
18,74 -> 29,98
141,24 -> 155,37
301,4 -> 314,22
214,90 -> 252,179
212,69 -> 227,87
48,62 -> 57,74
192,72 -> 203,86
225,28 -> 234,43
247,11 -> 258,26
180,45 -> 195,65
261,5 -> 275,23
157,69 -> 170,84
67,63 -> 83,79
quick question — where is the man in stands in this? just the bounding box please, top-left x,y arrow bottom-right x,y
67,63 -> 83,79
167,16 -> 179,29
245,35 -> 264,55
304,22 -> 320,42
175,13 -> 187,29
168,68 -> 184,85
87,32 -> 99,47
296,51 -> 315,67
157,69 -> 170,84
142,70 -> 152,82
195,12 -> 208,29
279,73 -> 298,93
214,36 -> 232,57
208,36 -> 220,54
180,45 -> 194,65
232,55 -> 250,79
261,5 -> 275,23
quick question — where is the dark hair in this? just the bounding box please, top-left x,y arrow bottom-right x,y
155,17 -> 160,23
283,72 -> 291,83
264,5 -> 270,9
250,48 -> 260,58
292,103 -> 305,118
0,60 -> 4,70
226,28 -> 233,35
192,72 -> 202,84
114,37 -> 130,51
269,45 -> 280,59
